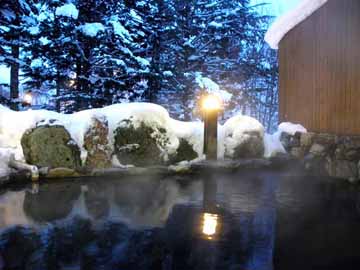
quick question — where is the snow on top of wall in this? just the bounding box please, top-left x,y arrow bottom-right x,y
265,0 -> 328,49
79,23 -> 105,37
278,122 -> 307,135
0,103 -> 202,164
195,73 -> 232,102
55,3 -> 79,19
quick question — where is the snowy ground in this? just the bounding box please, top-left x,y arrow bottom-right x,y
0,103 -> 306,177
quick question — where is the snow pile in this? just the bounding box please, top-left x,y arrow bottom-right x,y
0,105 -> 61,160
195,73 -> 232,103
0,104 -> 202,165
278,122 -> 307,136
55,3 -> 79,19
79,23 -> 105,37
263,122 -> 307,158
0,103 -> 309,175
265,0 -> 328,49
169,119 -> 203,158
221,115 -> 264,158
0,149 -> 12,177
263,132 -> 285,158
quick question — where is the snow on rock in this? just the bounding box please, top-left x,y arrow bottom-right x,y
221,115 -> 264,158
265,0 -> 328,49
79,23 -> 105,37
0,104 -> 201,166
195,73 -> 232,102
263,122 -> 307,158
264,132 -> 286,158
278,122 -> 307,136
0,148 -> 12,177
55,3 -> 79,19
0,103 -> 286,175
169,119 -> 203,158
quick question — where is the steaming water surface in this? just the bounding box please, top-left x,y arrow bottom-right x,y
0,171 -> 360,270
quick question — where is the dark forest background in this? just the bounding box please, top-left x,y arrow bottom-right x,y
0,0 -> 278,130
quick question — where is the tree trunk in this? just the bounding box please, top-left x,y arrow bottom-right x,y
148,33 -> 161,103
55,71 -> 61,112
10,45 -> 19,111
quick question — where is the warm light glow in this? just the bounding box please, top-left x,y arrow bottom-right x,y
69,79 -> 76,87
202,213 -> 218,237
23,93 -> 33,105
201,95 -> 222,111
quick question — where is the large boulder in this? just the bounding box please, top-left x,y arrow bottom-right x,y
169,139 -> 198,164
83,116 -> 112,169
114,119 -> 199,166
230,131 -> 264,159
21,125 -> 81,169
223,115 -> 265,159
113,120 -> 170,166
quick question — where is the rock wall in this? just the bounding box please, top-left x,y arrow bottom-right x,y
280,131 -> 360,181
18,107 -> 266,172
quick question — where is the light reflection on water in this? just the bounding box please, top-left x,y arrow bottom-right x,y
0,171 -> 359,270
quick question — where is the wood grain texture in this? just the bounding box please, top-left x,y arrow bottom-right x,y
279,0 -> 360,135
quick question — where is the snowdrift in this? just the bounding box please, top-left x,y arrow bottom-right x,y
0,103 -> 303,177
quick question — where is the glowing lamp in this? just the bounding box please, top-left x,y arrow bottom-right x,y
202,213 -> 219,239
201,95 -> 222,111
23,92 -> 33,105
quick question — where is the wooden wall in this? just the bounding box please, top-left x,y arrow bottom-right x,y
279,0 -> 360,135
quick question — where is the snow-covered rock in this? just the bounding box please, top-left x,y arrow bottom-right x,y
0,103 -> 280,176
222,115 -> 265,159
83,116 -> 112,169
21,125 -> 81,169
264,132 -> 286,158
55,3 -> 79,20
265,0 -> 328,49
278,122 -> 307,136
0,149 -> 12,177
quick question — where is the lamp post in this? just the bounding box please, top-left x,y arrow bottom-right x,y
22,91 -> 33,107
201,94 -> 222,160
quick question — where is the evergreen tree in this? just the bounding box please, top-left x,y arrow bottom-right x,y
0,0 -> 36,110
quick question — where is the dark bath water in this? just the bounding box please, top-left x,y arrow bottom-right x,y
0,171 -> 360,270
